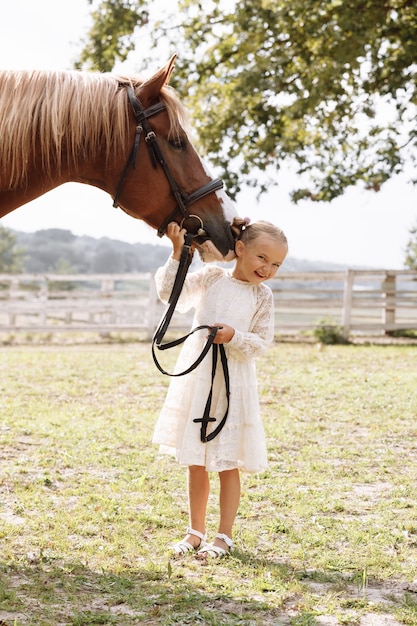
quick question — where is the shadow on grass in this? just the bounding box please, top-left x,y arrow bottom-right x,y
0,556 -> 297,626
2,553 -> 414,625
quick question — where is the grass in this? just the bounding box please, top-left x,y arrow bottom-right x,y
0,341 -> 417,625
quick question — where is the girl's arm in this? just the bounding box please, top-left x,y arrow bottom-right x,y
224,288 -> 275,361
154,223 -> 205,312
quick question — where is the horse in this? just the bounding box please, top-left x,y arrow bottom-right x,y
0,55 -> 237,262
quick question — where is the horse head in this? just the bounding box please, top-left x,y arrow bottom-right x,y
112,55 -> 238,262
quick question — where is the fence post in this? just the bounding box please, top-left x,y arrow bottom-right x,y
8,277 -> 19,327
382,271 -> 396,334
101,277 -> 114,296
38,277 -> 48,326
9,277 -> 19,298
342,269 -> 354,339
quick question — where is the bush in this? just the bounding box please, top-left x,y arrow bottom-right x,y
389,329 -> 417,339
313,317 -> 349,344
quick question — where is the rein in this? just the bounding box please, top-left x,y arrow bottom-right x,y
113,85 -> 224,237
115,84 -> 230,442
151,233 -> 230,443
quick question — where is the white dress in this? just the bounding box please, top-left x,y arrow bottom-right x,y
152,257 -> 275,473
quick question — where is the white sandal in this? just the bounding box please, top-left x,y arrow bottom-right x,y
171,527 -> 207,558
195,533 -> 233,560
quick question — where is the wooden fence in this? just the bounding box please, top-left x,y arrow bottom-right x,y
0,270 -> 416,339
269,269 -> 417,337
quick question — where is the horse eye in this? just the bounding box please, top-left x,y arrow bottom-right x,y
169,137 -> 187,151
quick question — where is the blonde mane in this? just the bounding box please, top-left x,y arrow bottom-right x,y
0,69 -> 187,189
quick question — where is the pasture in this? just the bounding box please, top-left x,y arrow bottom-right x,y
1,341 -> 417,625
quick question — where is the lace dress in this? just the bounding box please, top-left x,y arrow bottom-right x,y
152,257 -> 275,473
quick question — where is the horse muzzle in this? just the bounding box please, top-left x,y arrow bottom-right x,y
180,213 -> 236,262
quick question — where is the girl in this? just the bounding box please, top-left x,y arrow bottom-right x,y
152,218 -> 288,560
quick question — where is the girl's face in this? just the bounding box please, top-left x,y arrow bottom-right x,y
232,234 -> 287,284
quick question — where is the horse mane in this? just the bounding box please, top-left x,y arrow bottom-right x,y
0,69 -> 188,189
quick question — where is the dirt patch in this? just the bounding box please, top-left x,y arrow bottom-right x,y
359,614 -> 403,625
300,577 -> 410,626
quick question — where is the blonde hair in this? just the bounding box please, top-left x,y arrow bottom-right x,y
233,218 -> 288,248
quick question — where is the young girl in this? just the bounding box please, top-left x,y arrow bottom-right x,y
152,218 -> 288,561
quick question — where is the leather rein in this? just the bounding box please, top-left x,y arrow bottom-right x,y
151,233 -> 230,443
113,85 -> 230,443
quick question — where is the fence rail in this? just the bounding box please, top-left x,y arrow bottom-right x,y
0,270 -> 416,338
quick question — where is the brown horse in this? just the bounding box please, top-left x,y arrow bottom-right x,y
0,56 -> 237,262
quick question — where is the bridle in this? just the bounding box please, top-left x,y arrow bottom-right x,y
112,85 -> 224,238
114,84 -> 230,443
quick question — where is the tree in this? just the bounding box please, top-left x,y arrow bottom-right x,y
76,0 -> 417,202
92,241 -> 124,273
27,229 -> 81,273
75,0 -> 150,73
0,225 -> 24,273
404,223 -> 417,269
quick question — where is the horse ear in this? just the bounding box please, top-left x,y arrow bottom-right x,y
165,54 -> 177,84
140,54 -> 177,102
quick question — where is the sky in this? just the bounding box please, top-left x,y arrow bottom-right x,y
1,0 -> 416,269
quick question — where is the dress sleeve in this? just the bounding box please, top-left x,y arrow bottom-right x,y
226,286 -> 275,362
154,256 -> 206,313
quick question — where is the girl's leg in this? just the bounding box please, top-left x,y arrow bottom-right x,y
183,464 -> 210,548
196,468 -> 240,558
216,468 -> 240,547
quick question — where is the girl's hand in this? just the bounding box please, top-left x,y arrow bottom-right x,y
211,323 -> 235,344
166,222 -> 187,260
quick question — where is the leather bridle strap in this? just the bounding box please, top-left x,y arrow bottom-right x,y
113,98 -> 166,209
113,85 -> 224,237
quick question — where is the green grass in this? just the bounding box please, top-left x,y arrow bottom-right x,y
1,342 -> 417,625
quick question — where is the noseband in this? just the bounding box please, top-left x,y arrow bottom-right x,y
113,85 -> 224,237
